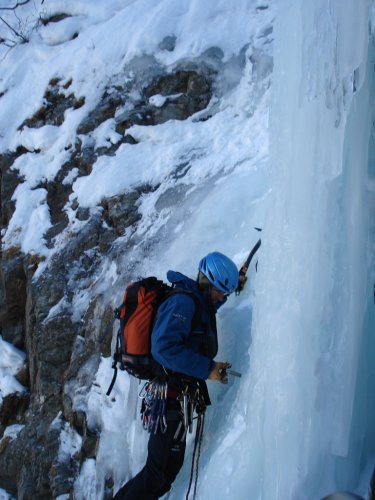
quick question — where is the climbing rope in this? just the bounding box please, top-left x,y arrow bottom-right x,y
186,411 -> 205,500
140,380 -> 206,499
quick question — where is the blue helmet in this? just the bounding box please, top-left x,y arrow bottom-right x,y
198,252 -> 238,294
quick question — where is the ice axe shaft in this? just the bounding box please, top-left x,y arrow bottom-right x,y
241,238 -> 261,274
218,368 -> 242,379
236,237 -> 261,295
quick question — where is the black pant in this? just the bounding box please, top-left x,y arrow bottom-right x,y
113,405 -> 186,500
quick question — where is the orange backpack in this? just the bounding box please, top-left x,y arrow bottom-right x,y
106,277 -> 200,395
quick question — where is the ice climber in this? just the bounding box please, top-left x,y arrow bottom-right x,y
113,251 -> 239,500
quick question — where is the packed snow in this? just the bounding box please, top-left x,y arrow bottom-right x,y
1,0 -> 374,499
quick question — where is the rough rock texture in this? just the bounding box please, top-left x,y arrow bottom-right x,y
0,59 -> 216,498
78,65 -> 214,137
0,148 -> 29,229
19,78 -> 85,130
0,251 -> 27,350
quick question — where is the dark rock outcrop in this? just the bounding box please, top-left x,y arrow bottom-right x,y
0,250 -> 27,350
19,78 -> 85,130
0,148 -> 27,229
78,66 -> 214,138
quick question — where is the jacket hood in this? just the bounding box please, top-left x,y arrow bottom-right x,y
166,270 -> 198,293
166,270 -> 226,311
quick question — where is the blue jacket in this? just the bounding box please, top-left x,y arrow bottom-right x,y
151,271 -> 223,380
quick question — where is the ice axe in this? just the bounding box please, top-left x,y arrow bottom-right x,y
218,367 -> 242,382
235,229 -> 262,295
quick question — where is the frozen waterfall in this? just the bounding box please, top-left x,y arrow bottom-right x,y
180,1 -> 375,499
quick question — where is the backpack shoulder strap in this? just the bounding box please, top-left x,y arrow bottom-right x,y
164,289 -> 202,328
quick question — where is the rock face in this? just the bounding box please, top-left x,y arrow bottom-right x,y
19,78 -> 85,130
77,63 -> 214,136
0,56 -> 218,498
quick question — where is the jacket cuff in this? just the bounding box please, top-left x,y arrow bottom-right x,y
207,359 -> 216,379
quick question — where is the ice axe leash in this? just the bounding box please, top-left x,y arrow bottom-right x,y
235,230 -> 262,295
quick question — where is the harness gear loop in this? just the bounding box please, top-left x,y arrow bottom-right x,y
139,380 -> 169,434
139,379 -> 208,498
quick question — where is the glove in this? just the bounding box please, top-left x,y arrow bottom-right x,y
208,361 -> 231,384
236,273 -> 247,293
